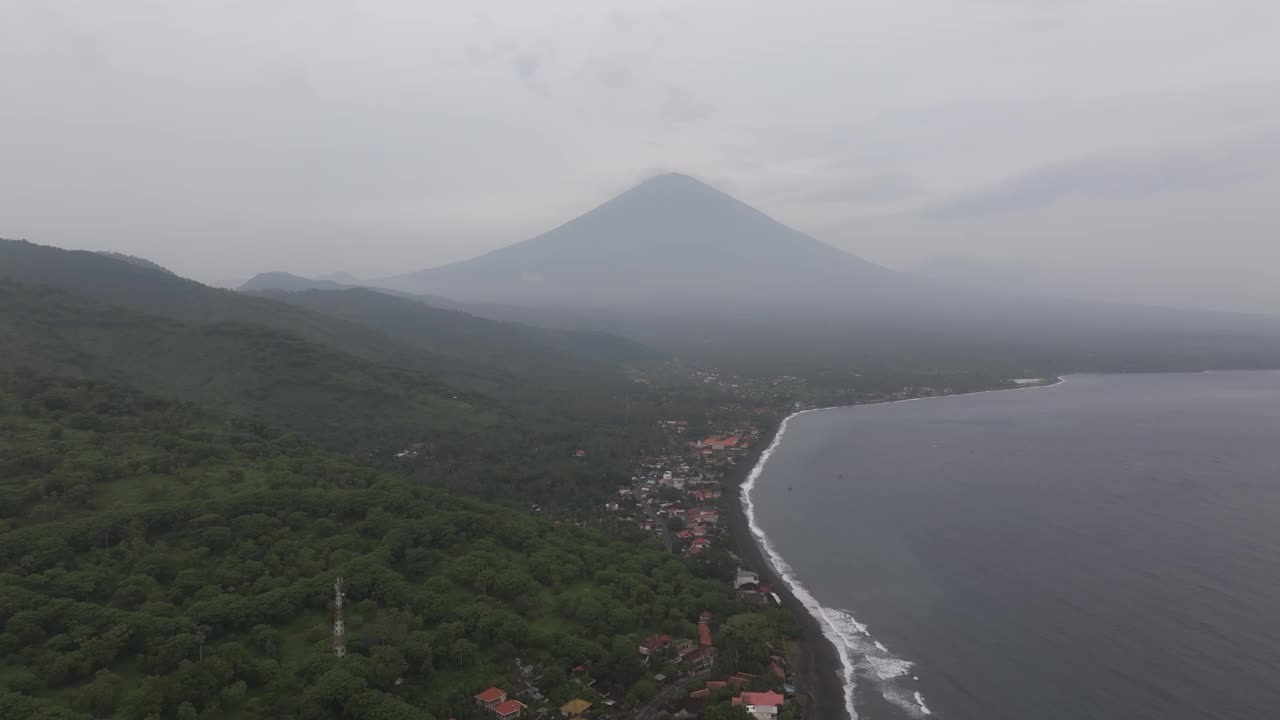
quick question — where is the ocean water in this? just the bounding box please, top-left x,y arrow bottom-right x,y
745,372 -> 1280,720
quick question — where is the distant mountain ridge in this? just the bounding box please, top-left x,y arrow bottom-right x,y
377,173 -> 902,306
239,271 -> 349,292
95,250 -> 174,275
0,238 -> 662,433
367,175 -> 1280,373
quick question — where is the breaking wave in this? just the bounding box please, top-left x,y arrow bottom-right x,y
741,408 -> 935,720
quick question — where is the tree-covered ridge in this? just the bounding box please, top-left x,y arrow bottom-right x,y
0,373 -> 738,720
0,279 -> 679,510
1,239 -> 656,413
0,279 -> 495,455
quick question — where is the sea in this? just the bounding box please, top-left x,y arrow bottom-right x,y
743,371 -> 1280,720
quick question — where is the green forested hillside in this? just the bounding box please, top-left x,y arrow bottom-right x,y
248,287 -> 656,411
254,287 -> 654,371
0,241 -> 676,496
0,275 -> 672,506
1,239 -> 655,399
0,373 -> 740,720
0,280 -> 495,455
0,240 -> 422,367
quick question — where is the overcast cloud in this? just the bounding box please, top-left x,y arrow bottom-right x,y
2,0 -> 1278,308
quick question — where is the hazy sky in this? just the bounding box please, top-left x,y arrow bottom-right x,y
3,0 -> 1278,304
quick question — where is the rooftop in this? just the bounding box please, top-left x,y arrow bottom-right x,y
475,687 -> 506,703
493,699 -> 526,715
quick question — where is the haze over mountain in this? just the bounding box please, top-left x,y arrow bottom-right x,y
913,255 -> 1280,316
316,271 -> 360,284
378,173 -> 902,307
239,271 -> 350,292
368,174 -> 1280,374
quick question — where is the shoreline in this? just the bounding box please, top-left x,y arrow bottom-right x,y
725,410 -> 851,720
723,377 -> 1066,720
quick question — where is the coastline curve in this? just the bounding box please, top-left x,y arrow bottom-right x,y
740,378 -> 1067,719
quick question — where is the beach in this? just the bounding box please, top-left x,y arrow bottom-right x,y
724,413 -> 851,720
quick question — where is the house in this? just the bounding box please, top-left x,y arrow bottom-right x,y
475,688 -> 508,711
639,634 -> 672,656
731,692 -> 785,720
559,699 -> 592,717
685,646 -> 717,672
493,699 -> 526,719
734,571 -> 761,590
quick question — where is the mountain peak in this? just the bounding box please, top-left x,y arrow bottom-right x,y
623,172 -> 727,200
635,171 -> 704,187
376,174 -> 896,305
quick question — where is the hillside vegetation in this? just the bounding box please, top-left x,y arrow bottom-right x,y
248,287 -> 657,410
0,239 -> 655,408
0,280 -> 495,455
0,373 -> 758,720
0,241 -> 688,507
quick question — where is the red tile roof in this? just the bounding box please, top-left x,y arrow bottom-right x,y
475,687 -> 506,703
642,634 -> 672,650
494,699 -> 526,716
733,691 -> 785,708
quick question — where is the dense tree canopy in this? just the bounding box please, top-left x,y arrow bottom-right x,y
0,373 -> 731,719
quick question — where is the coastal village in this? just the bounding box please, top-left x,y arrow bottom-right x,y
452,413 -> 799,720
428,367 -> 812,720
390,366 -> 1016,720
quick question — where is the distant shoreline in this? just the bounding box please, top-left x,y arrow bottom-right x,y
724,376 -> 1065,720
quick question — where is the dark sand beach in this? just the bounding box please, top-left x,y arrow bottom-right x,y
724,418 -> 851,720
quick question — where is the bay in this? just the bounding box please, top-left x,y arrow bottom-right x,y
748,371 -> 1280,720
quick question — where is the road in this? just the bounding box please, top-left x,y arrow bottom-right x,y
632,671 -> 710,720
